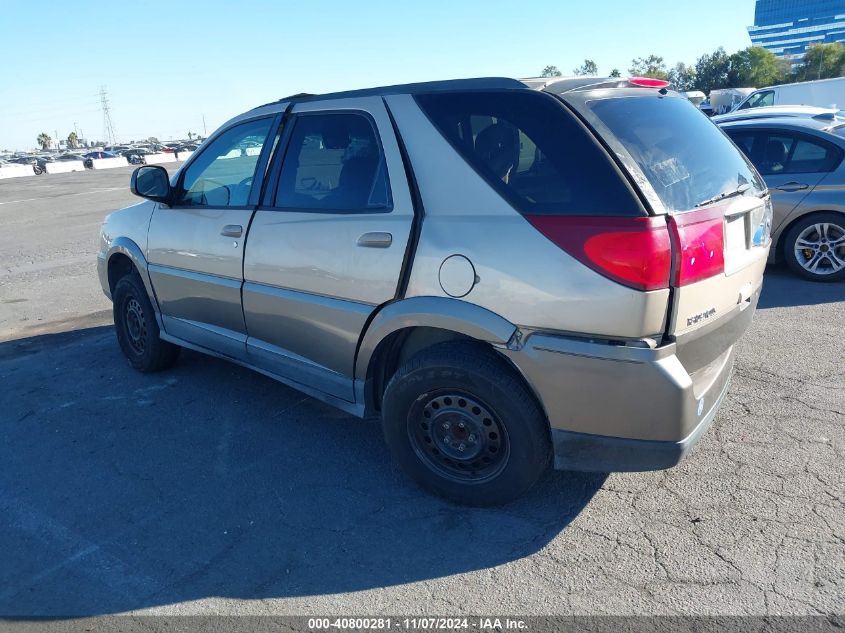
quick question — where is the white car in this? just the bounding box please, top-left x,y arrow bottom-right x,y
713,105 -> 845,125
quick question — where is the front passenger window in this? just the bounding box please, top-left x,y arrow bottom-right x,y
175,117 -> 274,207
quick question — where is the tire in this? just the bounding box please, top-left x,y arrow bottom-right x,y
113,272 -> 180,372
382,341 -> 551,506
783,212 -> 845,282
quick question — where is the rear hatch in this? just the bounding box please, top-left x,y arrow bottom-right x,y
559,88 -> 772,376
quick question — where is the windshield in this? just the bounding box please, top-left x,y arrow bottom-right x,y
586,96 -> 765,212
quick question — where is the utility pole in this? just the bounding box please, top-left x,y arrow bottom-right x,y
202,114 -> 207,137
99,86 -> 116,145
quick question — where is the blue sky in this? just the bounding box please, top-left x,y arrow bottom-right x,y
0,0 -> 756,150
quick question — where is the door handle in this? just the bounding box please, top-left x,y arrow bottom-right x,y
774,182 -> 809,192
220,225 -> 243,237
357,232 -> 392,248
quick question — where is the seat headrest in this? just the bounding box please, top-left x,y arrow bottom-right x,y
474,122 -> 518,180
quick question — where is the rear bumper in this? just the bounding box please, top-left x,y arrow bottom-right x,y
500,289 -> 757,472
549,370 -> 730,471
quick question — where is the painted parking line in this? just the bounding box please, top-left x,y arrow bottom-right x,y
0,187 -> 125,206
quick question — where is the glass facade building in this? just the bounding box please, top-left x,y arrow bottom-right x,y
748,0 -> 845,61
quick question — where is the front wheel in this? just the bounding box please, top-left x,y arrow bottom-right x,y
382,342 -> 551,506
783,212 -> 845,282
113,272 -> 180,372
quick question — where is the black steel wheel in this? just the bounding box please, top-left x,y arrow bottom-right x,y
113,271 -> 180,372
383,341 -> 551,506
409,391 -> 510,482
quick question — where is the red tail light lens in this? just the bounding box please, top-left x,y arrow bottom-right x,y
668,208 -> 725,286
524,215 -> 671,291
628,77 -> 671,88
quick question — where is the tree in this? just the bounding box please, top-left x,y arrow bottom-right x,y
628,55 -> 668,80
573,59 -> 598,76
609,68 -> 622,78
146,136 -> 159,144
798,42 -> 845,80
668,62 -> 696,91
36,133 -> 51,150
694,47 -> 731,92
728,46 -> 788,87
67,131 -> 78,149
541,65 -> 562,77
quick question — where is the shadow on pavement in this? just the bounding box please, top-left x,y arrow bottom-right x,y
0,325 -> 604,616
757,264 -> 845,309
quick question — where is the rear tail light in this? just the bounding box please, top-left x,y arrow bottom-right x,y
628,77 -> 671,88
668,207 -> 725,286
524,215 -> 672,291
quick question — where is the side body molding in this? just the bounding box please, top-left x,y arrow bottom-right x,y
354,296 -> 518,381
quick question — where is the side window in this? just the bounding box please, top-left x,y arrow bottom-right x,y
416,90 -> 639,216
788,137 -> 841,173
274,113 -> 391,211
726,131 -> 756,157
753,132 -> 842,175
175,117 -> 274,207
755,133 -> 795,175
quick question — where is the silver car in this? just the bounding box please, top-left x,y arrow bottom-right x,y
98,77 -> 771,504
719,116 -> 845,281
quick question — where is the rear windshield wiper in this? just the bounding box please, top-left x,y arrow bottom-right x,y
695,183 -> 751,208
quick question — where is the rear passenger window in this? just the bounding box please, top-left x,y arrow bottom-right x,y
741,131 -> 842,175
275,113 -> 391,211
416,90 -> 640,216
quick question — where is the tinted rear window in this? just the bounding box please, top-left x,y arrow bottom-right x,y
587,96 -> 765,212
416,90 -> 641,216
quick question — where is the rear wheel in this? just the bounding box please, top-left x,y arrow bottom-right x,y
113,272 -> 180,372
382,342 -> 551,505
783,212 -> 845,282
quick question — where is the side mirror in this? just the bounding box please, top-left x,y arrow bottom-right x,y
130,165 -> 172,204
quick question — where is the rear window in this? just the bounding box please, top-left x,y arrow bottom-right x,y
587,96 -> 765,212
415,90 -> 641,216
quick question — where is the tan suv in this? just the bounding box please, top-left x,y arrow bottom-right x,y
97,77 -> 771,504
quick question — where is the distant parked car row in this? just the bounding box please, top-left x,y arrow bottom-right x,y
1,141 -> 202,175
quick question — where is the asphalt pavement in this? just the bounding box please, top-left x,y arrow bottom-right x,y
0,168 -> 843,616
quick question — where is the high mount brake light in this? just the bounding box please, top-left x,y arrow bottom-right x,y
628,77 -> 671,88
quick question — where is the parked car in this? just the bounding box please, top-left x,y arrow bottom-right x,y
733,77 -> 845,112
122,148 -> 152,165
83,151 -> 119,168
713,105 -> 845,125
719,116 -> 845,281
98,77 -> 771,504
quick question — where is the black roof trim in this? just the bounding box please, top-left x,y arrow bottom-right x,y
251,77 -> 527,111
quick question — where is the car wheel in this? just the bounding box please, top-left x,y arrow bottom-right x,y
113,272 -> 180,372
382,341 -> 551,506
783,212 -> 845,282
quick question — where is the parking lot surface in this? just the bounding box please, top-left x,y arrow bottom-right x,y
0,170 -> 843,616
